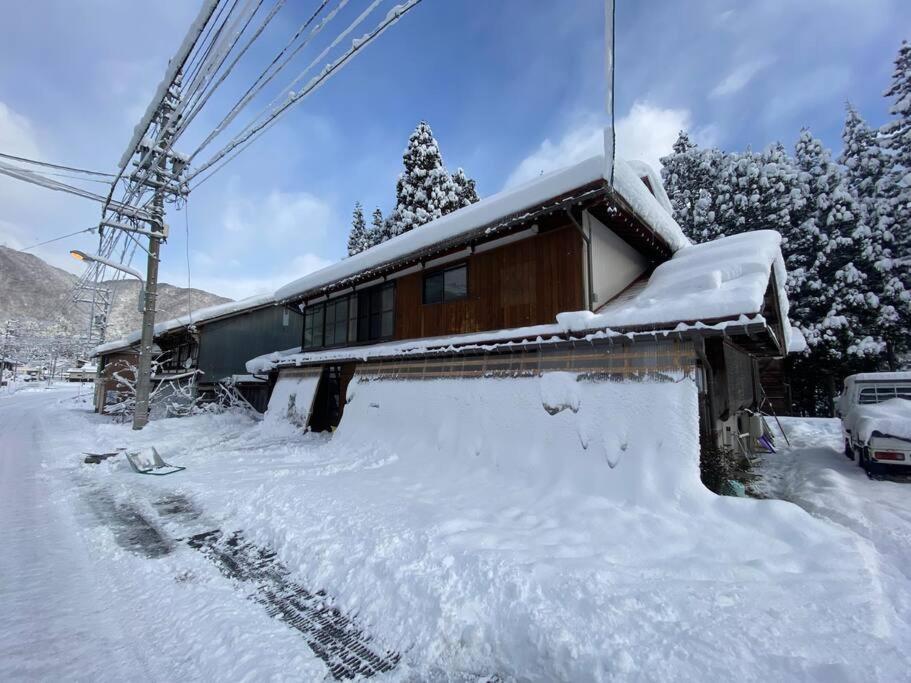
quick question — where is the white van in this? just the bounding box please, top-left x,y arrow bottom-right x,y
838,372 -> 911,473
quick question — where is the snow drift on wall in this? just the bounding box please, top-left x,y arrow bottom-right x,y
334,373 -> 702,504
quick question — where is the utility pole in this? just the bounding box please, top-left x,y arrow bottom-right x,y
132,95 -> 179,430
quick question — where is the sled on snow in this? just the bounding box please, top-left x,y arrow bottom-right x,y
125,447 -> 185,476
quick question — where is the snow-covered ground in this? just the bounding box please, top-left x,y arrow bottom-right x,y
2,385 -> 910,681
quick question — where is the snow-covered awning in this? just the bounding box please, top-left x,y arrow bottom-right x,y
93,292 -> 275,356
273,155 -> 691,304
247,314 -> 778,375
556,230 -> 792,353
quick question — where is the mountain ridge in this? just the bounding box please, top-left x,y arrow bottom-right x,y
0,245 -> 232,340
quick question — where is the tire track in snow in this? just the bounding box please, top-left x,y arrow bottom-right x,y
766,444 -> 896,641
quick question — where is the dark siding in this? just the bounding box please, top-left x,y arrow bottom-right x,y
196,305 -> 303,385
394,224 -> 583,340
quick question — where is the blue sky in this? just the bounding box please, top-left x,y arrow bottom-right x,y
0,0 -> 907,299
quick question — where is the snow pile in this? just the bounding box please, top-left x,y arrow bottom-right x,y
337,373 -> 700,503
846,398 -> 911,443
557,230 -> 792,348
94,292 -> 273,356
275,154 -> 689,302
40,379 -> 907,679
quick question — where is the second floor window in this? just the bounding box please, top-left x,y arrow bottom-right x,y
302,281 -> 395,350
423,263 -> 468,304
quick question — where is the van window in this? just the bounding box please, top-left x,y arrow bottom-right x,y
858,385 -> 911,404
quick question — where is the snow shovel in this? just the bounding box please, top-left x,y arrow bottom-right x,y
125,447 -> 185,476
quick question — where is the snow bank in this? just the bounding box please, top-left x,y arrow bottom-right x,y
848,398 -> 911,443
74,383 -> 904,679
339,373 -> 701,503
557,230 -> 792,349
94,292 -> 272,356
274,155 -> 690,303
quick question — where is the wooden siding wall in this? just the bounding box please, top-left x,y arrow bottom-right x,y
394,224 -> 583,340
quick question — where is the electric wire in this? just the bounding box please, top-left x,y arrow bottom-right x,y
187,0 -> 333,161
19,226 -> 97,252
188,0 -> 424,182
0,151 -> 116,177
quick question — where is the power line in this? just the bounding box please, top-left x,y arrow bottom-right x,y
187,0 -> 333,161
19,226 -> 97,252
188,0 -> 424,182
0,151 -> 116,178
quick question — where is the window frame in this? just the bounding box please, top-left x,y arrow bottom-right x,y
422,262 -> 469,305
302,302 -> 326,350
301,281 -> 395,350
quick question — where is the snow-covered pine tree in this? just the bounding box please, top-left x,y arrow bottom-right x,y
659,131 -> 725,242
838,105 -> 903,366
879,40 -> 911,366
713,143 -> 798,244
386,121 -> 461,237
347,202 -> 369,256
791,129 -> 883,370
368,207 -> 385,249
451,167 -> 479,208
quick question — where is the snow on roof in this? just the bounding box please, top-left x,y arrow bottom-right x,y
844,371 -> 911,385
93,292 -> 274,356
247,314 -> 772,375
626,159 -> 673,215
274,154 -> 690,302
556,230 -> 792,350
787,327 -> 807,354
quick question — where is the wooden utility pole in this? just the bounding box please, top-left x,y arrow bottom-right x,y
132,99 -> 177,430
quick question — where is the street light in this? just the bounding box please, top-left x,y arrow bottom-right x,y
70,250 -> 146,314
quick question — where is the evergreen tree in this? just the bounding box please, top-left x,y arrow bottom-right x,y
879,40 -> 911,366
386,121 -> 460,237
791,129 -> 883,368
368,207 -> 385,248
451,167 -> 479,208
839,105 -> 902,366
659,131 -> 725,242
714,143 -> 798,243
347,202 -> 369,256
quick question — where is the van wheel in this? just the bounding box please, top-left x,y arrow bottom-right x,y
858,448 -> 870,473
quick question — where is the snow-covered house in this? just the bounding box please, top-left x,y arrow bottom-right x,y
93,294 -> 303,413
251,154 -> 792,455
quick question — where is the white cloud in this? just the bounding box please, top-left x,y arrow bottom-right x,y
710,58 -> 773,98
505,102 -> 704,188
0,101 -> 40,158
163,253 -> 333,301
156,189 -> 339,300
222,190 -> 332,244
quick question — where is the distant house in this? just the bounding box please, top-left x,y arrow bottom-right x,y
93,294 -> 302,414
249,155 -> 793,454
65,362 -> 97,382
0,357 -> 15,386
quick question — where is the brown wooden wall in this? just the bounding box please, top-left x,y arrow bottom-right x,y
394,224 -> 583,340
